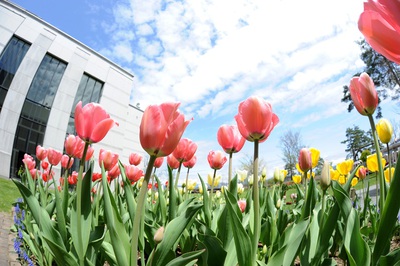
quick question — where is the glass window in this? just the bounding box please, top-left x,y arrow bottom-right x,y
0,36 -> 31,111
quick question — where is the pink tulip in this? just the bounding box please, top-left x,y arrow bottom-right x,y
167,154 -> 180,169
235,96 -> 279,143
238,199 -> 246,213
207,150 -> 227,170
74,101 -> 117,143
217,125 -> 246,154
358,0 -> 400,65
23,154 -> 36,170
154,157 -> 164,168
92,173 -> 102,182
140,102 -> 191,157
61,154 -> 74,169
99,149 -> 119,171
36,145 -> 47,161
42,169 -> 54,182
108,164 -> 121,180
172,138 -> 197,162
64,135 -> 79,156
129,152 -> 143,166
298,148 -> 312,172
349,73 -> 378,116
29,169 -> 39,179
125,165 -> 144,183
68,171 -> 78,185
47,148 -> 63,166
41,161 -> 49,170
183,155 -> 197,169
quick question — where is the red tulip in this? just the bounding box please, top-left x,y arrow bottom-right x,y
61,154 -> 74,169
92,172 -> 102,182
183,155 -> 197,169
23,154 -> 36,170
41,161 -> 49,170
129,152 -> 143,166
108,164 -> 121,179
358,0 -> 400,65
154,157 -> 164,168
140,102 -> 191,157
99,149 -> 119,171
68,171 -> 78,185
349,73 -> 378,116
207,150 -> 227,170
235,96 -> 279,143
42,169 -> 54,182
125,165 -> 144,183
298,148 -> 312,172
36,145 -> 47,161
167,154 -> 180,169
74,101 -> 117,143
172,138 -> 197,162
238,199 -> 246,213
217,125 -> 246,154
47,148 -> 63,166
64,135 -> 79,156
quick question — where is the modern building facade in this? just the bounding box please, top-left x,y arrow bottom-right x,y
0,0 -> 144,179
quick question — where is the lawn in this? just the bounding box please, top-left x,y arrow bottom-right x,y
0,177 -> 21,212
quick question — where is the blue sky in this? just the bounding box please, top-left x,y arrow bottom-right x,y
11,0 -> 400,181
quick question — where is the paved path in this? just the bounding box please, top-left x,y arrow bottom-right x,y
0,211 -> 18,266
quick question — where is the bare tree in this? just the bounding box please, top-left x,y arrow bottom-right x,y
280,130 -> 304,179
239,154 -> 267,177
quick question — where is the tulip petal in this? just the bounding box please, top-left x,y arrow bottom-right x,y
91,118 -> 116,143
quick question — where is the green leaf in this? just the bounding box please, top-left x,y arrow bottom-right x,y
198,230 -> 227,266
228,174 -> 238,198
165,249 -> 205,266
379,248 -> 400,266
224,190 -> 252,266
153,202 -> 203,266
198,174 -> 211,227
301,176 -> 318,220
155,175 -> 167,225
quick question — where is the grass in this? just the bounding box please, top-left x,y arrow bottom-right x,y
0,177 -> 21,212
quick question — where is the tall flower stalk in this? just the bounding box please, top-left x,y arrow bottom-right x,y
252,140 -> 260,263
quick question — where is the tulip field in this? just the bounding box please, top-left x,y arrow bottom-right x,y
10,0 -> 400,265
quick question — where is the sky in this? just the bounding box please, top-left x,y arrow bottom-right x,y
10,0 -> 400,182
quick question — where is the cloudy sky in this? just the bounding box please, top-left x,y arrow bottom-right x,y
12,0 -> 400,181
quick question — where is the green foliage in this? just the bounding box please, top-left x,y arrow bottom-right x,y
0,177 -> 20,212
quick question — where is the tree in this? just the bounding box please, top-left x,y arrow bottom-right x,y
341,125 -> 374,161
279,130 -> 304,179
341,39 -> 400,118
239,154 -> 267,177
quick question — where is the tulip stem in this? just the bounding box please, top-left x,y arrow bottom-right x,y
387,143 -> 392,182
185,167 -> 190,200
228,152 -> 233,188
76,142 -> 89,266
252,140 -> 260,265
368,115 -> 385,211
209,169 -> 217,210
175,162 -> 182,189
131,155 -> 156,265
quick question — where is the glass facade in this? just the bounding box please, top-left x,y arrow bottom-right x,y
10,54 -> 67,178
0,36 -> 31,111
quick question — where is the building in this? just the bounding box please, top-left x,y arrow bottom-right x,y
0,0 -> 144,179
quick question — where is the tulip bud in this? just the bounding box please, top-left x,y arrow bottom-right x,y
261,167 -> 267,178
276,199 -> 281,209
298,148 -> 312,172
262,245 -> 267,255
154,226 -> 164,244
320,161 -> 331,191
237,199 -> 246,213
376,118 -> 393,144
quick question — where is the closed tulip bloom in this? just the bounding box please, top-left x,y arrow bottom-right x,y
140,102 -> 191,157
351,177 -> 359,187
22,154 -> 36,170
384,167 -> 395,183
183,155 -> 197,169
358,0 -> 400,65
154,157 -> 164,168
167,154 -> 180,169
336,159 -> 354,176
41,161 -> 49,170
207,150 -> 227,170
108,164 -> 121,179
349,73 -> 378,116
47,148 -> 63,166
173,138 -> 197,162
68,171 -> 78,185
217,125 -> 246,153
75,101 -> 117,143
356,166 -> 368,180
42,169 -> 54,182
376,118 -> 393,144
99,149 -> 119,171
154,226 -> 164,244
320,161 -> 331,191
292,175 -> 302,184
235,96 -> 279,143
367,153 -> 386,172
310,148 -> 320,168
298,148 -> 312,172
61,154 -> 74,169
129,152 -> 143,166
64,135 -> 78,156
36,145 -> 47,161
125,165 -> 144,183
238,199 -> 246,213
339,175 -> 347,185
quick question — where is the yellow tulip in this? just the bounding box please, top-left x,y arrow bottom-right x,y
198,184 -> 203,194
330,168 -> 340,181
351,177 -> 358,187
339,175 -> 347,185
306,172 -> 315,179
207,173 -> 221,187
310,147 -> 321,168
237,183 -> 244,194
384,167 -> 395,183
236,169 -> 248,182
366,153 -> 386,172
296,163 -> 304,174
187,180 -> 197,191
281,169 -> 288,179
376,118 -> 393,144
336,159 -> 354,176
292,175 -> 302,184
